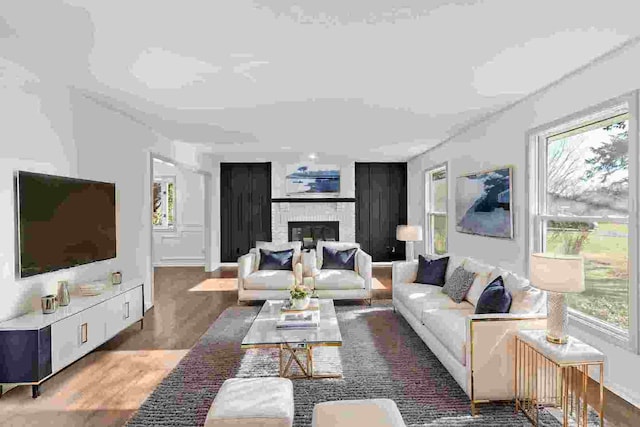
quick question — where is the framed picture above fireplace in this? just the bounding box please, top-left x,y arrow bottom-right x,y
286,164 -> 340,195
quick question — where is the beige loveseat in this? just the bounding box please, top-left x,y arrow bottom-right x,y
392,254 -> 547,414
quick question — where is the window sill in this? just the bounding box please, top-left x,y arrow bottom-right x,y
568,309 -> 634,353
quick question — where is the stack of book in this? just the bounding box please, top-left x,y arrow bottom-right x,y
276,299 -> 320,329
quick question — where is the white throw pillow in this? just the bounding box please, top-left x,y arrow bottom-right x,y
443,254 -> 465,282
461,258 -> 495,306
254,241 -> 302,271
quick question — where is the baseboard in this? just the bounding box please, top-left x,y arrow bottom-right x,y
153,257 -> 206,267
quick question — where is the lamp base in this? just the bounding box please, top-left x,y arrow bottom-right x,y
546,291 -> 569,345
406,241 -> 414,262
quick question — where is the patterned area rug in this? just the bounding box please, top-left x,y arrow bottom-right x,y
126,302 -> 592,426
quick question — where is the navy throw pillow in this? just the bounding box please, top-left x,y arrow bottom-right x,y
475,276 -> 512,314
259,248 -> 294,271
322,247 -> 357,270
415,255 -> 449,286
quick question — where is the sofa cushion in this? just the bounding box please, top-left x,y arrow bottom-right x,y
259,248 -> 294,271
254,241 -> 302,271
321,247 -> 357,270
316,241 -> 360,270
475,276 -> 512,314
444,254 -> 466,282
244,270 -> 295,290
314,270 -> 364,290
492,268 -> 547,314
415,255 -> 449,286
463,259 -> 495,306
421,308 -> 473,366
394,283 -> 472,319
442,266 -> 476,303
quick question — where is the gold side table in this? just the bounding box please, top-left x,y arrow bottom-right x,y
515,330 -> 604,427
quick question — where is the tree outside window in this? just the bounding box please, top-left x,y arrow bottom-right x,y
538,112 -> 630,331
153,177 -> 176,229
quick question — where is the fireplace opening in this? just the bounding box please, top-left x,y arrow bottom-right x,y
288,221 -> 339,251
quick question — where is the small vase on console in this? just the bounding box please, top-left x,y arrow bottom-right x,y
57,280 -> 70,307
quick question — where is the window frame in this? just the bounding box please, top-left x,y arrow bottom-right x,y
526,92 -> 640,353
153,175 -> 177,231
424,163 -> 448,255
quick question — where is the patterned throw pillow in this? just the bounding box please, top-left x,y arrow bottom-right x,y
442,266 -> 476,303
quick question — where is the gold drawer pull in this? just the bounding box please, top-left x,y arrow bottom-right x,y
81,323 -> 88,344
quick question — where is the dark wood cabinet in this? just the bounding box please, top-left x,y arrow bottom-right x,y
220,163 -> 272,262
355,163 -> 407,262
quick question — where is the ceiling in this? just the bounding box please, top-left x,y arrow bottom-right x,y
3,1 -> 640,160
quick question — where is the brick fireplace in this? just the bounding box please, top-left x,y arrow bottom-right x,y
271,200 -> 355,245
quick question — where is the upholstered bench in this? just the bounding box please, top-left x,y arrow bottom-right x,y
312,399 -> 406,427
205,378 -> 294,427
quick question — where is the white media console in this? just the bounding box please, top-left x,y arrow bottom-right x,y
0,279 -> 144,398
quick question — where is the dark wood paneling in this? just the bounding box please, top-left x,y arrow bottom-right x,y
220,163 -> 272,262
355,163 -> 407,262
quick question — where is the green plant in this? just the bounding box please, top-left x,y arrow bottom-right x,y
290,285 -> 310,300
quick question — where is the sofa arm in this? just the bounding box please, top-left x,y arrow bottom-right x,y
392,261 -> 418,287
466,313 -> 547,404
356,249 -> 372,291
302,250 -> 317,277
237,253 -> 255,290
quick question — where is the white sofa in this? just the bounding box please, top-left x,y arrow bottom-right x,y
392,254 -> 547,414
303,241 -> 373,303
237,241 -> 303,302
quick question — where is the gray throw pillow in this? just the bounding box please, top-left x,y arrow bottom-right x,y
442,266 -> 476,303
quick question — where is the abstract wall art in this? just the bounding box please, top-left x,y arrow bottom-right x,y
455,167 -> 513,239
286,164 -> 340,194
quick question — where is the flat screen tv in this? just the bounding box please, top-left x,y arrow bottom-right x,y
16,171 -> 116,278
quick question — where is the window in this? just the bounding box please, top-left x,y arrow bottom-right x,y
153,176 -> 176,229
425,165 -> 448,255
530,100 -> 636,345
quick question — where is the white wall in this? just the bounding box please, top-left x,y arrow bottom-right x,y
152,160 -> 205,266
407,40 -> 640,405
0,59 -> 121,323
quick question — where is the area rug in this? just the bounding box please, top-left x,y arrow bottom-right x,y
126,302 -> 594,426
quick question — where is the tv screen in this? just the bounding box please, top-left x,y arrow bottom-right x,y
16,171 -> 116,278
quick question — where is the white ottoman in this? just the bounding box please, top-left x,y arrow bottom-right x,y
312,399 -> 406,427
205,378 -> 294,427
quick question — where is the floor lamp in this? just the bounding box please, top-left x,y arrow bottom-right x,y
396,225 -> 423,262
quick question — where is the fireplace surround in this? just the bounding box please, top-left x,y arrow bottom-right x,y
288,221 -> 339,250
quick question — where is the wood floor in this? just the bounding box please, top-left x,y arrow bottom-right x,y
0,266 -> 638,426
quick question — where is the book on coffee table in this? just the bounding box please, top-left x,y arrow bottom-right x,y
276,311 -> 320,329
280,298 -> 320,313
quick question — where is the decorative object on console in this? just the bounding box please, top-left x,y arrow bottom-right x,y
530,253 -> 584,345
41,294 -> 57,314
259,248 -> 294,270
111,271 -> 122,285
321,246 -> 357,270
455,167 -> 512,239
474,276 -> 512,314
415,255 -> 448,286
442,266 -> 476,303
78,280 -> 107,296
286,164 -> 340,195
57,280 -> 70,306
396,225 -> 423,261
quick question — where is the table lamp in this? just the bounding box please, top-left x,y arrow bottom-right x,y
530,253 -> 584,344
396,225 -> 423,262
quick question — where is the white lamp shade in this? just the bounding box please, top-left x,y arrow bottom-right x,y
530,253 -> 585,293
396,225 -> 423,242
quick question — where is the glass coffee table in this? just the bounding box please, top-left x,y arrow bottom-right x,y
241,299 -> 342,379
